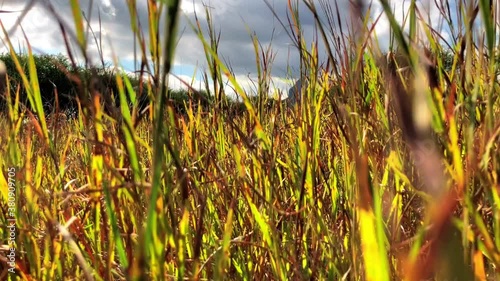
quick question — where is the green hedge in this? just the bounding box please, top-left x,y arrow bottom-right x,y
0,53 -> 258,116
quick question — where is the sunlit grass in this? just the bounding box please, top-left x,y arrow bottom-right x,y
0,0 -> 499,280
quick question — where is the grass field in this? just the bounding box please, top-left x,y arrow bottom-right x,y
1,0 -> 499,280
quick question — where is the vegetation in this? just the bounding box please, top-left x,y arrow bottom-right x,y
0,52 -> 218,116
0,0 -> 499,280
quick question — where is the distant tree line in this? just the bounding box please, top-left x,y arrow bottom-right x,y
0,53 -> 218,117
5,50 -> 454,118
0,53 -> 80,112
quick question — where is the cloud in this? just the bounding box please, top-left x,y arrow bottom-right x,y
369,0 -> 455,49
0,0 -> 456,98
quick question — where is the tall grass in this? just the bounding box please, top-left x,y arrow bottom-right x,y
0,0 -> 499,280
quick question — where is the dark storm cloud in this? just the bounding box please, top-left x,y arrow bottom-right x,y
176,0 -> 348,78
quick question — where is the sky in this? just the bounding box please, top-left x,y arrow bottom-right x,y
0,0 -> 470,99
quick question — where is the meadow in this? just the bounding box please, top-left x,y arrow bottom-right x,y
0,0 -> 499,280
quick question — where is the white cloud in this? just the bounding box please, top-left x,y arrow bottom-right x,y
100,0 -> 116,17
369,0 -> 454,50
180,1 -> 202,15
